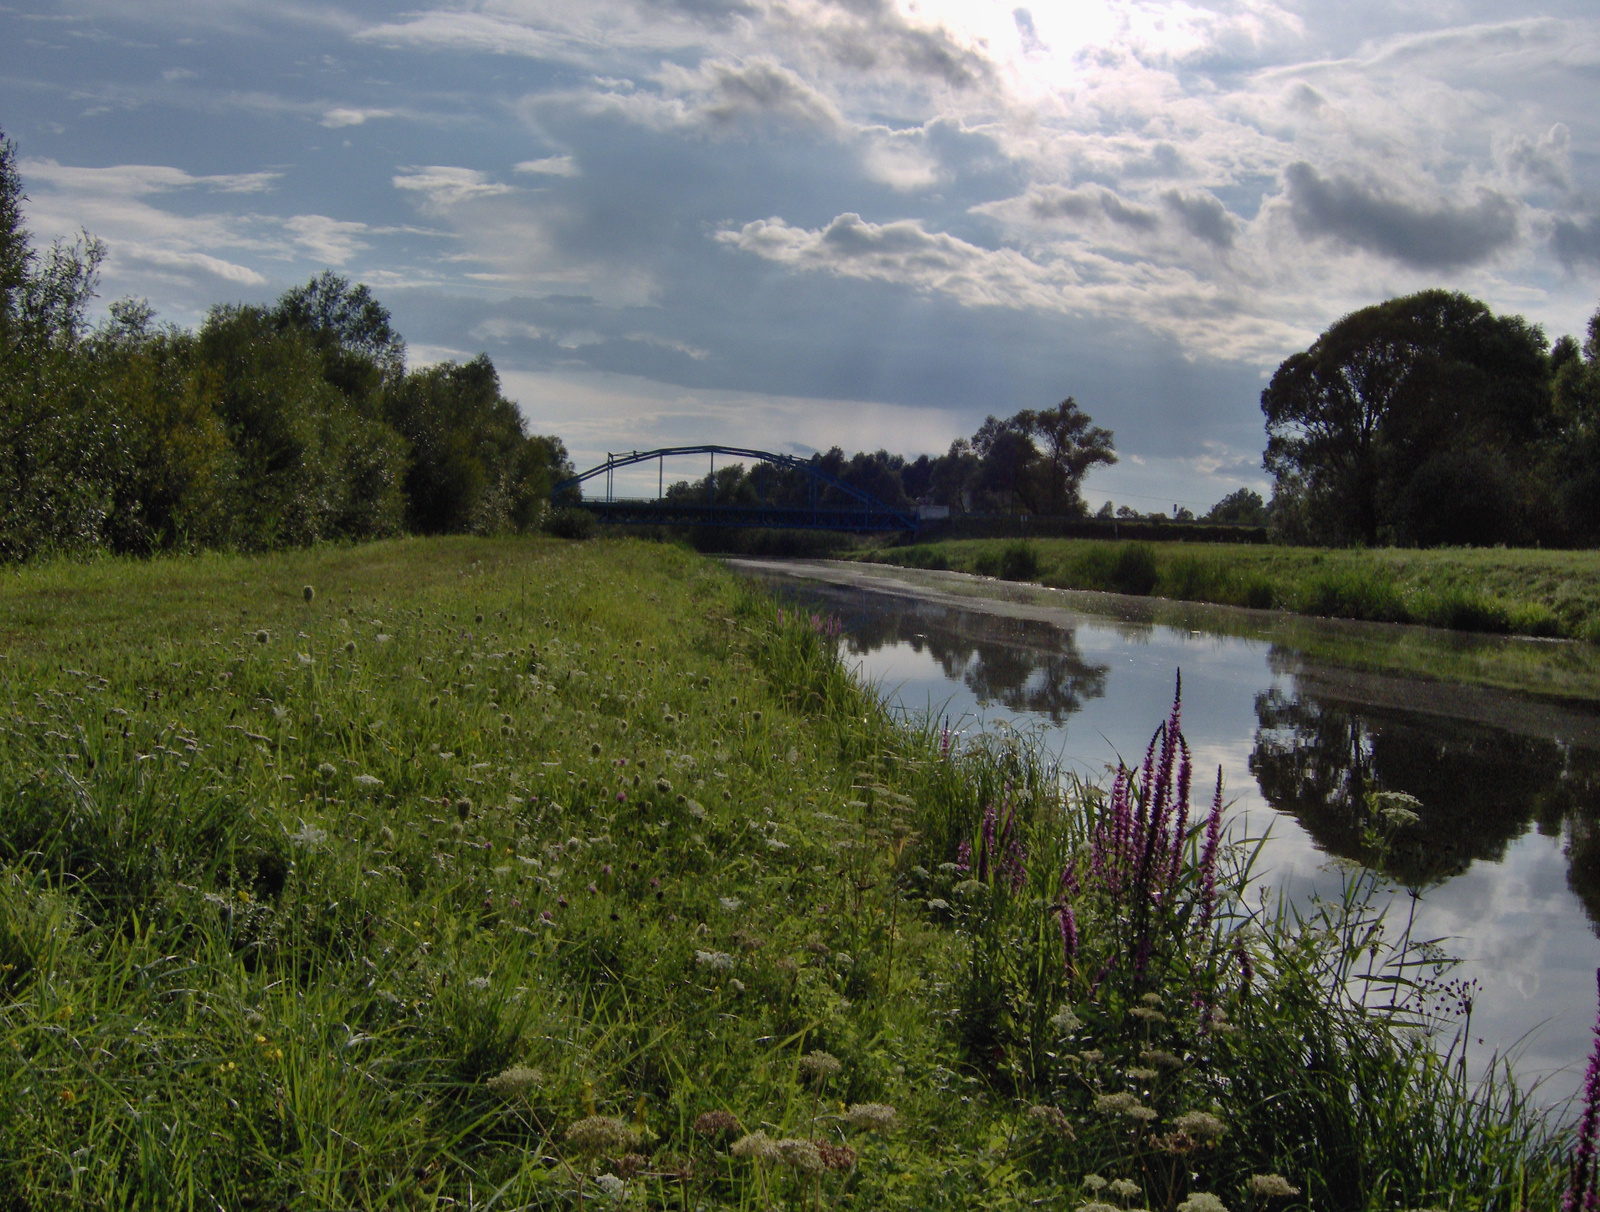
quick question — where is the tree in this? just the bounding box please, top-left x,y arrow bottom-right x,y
1205,488 -> 1266,525
1262,290 -> 1551,546
272,271 -> 406,410
1019,397 -> 1117,515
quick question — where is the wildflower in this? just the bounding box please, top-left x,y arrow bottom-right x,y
302,585 -> 315,603
469,975 -> 492,989
816,1141 -> 856,1171
566,1116 -> 640,1157
1129,1007 -> 1166,1023
60,1088 -> 75,1104
1050,1004 -> 1083,1034
1173,1110 -> 1227,1140
255,630 -> 269,644
694,1109 -> 740,1137
656,777 -> 672,795
591,742 -> 602,756
1177,1195 -> 1228,1212
317,762 -> 338,779
694,950 -> 734,971
1567,968 -> 1600,1212
1126,1067 -> 1160,1081
798,1050 -> 842,1080
1079,1049 -> 1105,1063
592,1174 -> 627,1201
378,825 -> 396,847
485,1065 -> 542,1096
1093,1092 -> 1152,1119
1369,789 -> 1423,828
719,897 -> 742,912
1247,1175 -> 1300,1198
775,1138 -> 824,1173
457,797 -> 473,819
353,774 -> 383,789
1140,992 -> 1163,1006
730,1131 -> 779,1161
1082,1175 -> 1108,1193
345,640 -> 357,654
844,1103 -> 896,1131
375,634 -> 391,644
1026,1104 -> 1075,1139
289,822 -> 327,848
1141,1049 -> 1183,1069
1109,1178 -> 1142,1201
1079,1204 -> 1119,1212
614,1154 -> 646,1179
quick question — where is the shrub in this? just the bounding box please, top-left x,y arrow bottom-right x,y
1108,542 -> 1158,595
542,506 -> 595,540
998,539 -> 1040,581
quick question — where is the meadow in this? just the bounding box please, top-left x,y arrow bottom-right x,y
850,537 -> 1600,642
0,536 -> 1578,1210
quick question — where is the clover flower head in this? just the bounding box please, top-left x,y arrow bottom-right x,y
844,1102 -> 896,1131
1248,1175 -> 1300,1198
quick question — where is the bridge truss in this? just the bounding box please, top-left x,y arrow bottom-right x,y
551,445 -> 918,533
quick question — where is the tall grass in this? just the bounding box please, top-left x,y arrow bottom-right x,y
0,536 -> 1572,1209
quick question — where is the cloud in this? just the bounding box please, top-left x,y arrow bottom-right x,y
515,155 -> 581,177
392,166 -> 514,211
20,159 -> 280,195
1283,162 -> 1519,269
118,245 -> 266,285
658,57 -> 845,133
1551,215 -> 1600,269
1027,186 -> 1159,232
321,106 -> 394,128
281,214 -> 369,264
1162,190 -> 1236,249
1505,122 -> 1572,193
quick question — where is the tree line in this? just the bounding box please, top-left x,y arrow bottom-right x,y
0,130 -> 571,562
662,397 -> 1121,518
1263,288 -> 1600,547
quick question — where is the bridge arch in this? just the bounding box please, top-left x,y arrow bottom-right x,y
551,445 -> 917,533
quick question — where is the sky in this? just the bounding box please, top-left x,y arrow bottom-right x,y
3,0 -> 1599,513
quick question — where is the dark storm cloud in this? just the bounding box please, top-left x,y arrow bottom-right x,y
1552,214 -> 1600,267
1284,162 -> 1519,269
1162,190 -> 1236,248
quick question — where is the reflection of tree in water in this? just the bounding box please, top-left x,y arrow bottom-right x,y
827,595 -> 1110,725
1251,689 -> 1600,930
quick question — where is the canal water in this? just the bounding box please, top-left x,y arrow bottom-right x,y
729,558 -> 1600,1109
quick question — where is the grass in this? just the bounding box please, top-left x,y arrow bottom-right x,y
0,535 -> 1573,1209
853,538 -> 1600,642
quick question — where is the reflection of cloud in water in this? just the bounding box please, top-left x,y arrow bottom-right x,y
755,568 -> 1600,1105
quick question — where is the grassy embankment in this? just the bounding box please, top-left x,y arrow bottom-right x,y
0,536 -> 1572,1209
852,538 -> 1600,641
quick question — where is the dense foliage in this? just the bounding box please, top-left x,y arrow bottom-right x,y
1263,289 -> 1600,547
0,130 -> 571,562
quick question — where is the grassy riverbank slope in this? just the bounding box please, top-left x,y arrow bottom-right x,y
850,537 -> 1600,640
0,537 -> 1571,1209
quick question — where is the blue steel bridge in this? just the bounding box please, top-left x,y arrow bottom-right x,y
551,445 -> 918,534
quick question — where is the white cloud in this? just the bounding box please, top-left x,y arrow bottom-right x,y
321,106 -> 394,128
393,166 -> 515,211
281,214 -> 370,264
20,158 -> 280,196
514,155 -> 580,176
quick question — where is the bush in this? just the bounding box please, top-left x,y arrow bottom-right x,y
997,539 -> 1040,581
542,506 -> 595,540
1108,541 -> 1158,595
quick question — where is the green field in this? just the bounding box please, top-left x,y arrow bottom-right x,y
0,537 -> 1573,1209
851,537 -> 1600,641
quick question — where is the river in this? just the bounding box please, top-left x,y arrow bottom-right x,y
729,557 -> 1600,1109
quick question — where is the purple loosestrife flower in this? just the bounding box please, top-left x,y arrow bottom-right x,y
1168,737 -> 1192,890
1197,768 -> 1225,936
1565,967 -> 1600,1212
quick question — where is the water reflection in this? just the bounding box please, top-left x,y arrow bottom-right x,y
1249,690 -> 1600,924
838,597 -> 1110,724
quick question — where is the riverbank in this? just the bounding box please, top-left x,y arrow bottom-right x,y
0,537 -> 1571,1209
849,537 -> 1600,641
